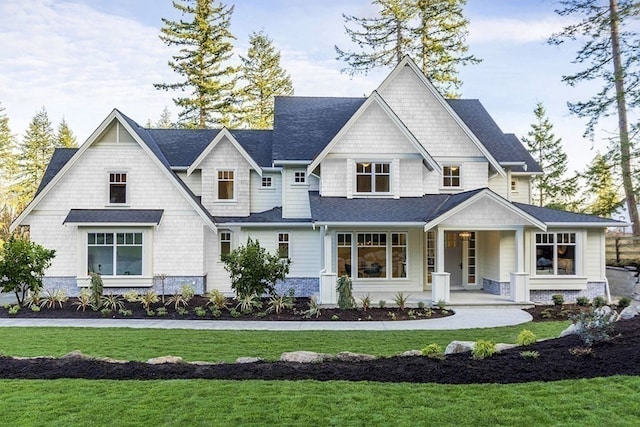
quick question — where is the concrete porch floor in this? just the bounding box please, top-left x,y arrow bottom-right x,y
353,289 -> 533,309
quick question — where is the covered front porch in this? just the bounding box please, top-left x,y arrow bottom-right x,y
352,289 -> 533,309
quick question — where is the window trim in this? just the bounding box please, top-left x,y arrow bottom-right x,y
278,232 -> 290,259
293,170 -> 307,185
336,231 -> 409,280
216,168 -> 236,202
219,231 -> 232,261
260,176 -> 273,189
534,231 -> 577,277
442,165 -> 461,189
87,231 -> 144,277
355,161 -> 391,195
107,171 -> 128,205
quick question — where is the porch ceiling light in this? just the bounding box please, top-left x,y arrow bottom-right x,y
459,231 -> 472,240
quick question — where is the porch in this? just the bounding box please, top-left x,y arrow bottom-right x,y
352,289 -> 534,309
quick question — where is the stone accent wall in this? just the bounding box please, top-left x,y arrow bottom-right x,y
529,282 -> 606,304
42,276 -> 206,297
482,278 -> 510,296
274,278 -> 320,297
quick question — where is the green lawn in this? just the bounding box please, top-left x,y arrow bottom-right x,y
0,321 -> 567,362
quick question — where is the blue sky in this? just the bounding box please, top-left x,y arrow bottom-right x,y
0,0 -> 619,172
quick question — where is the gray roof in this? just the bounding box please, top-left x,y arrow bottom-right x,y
446,100 -> 541,173
215,207 -> 311,224
272,96 -> 366,161
63,209 -> 164,224
309,190 -> 482,223
513,203 -> 624,225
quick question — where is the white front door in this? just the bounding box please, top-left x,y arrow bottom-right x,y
444,232 -> 463,287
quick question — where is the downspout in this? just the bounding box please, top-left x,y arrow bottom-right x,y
319,225 -> 327,274
604,277 -> 612,304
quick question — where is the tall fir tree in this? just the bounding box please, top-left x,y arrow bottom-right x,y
522,102 -> 578,209
238,30 -> 294,129
0,102 -> 17,244
580,153 -> 622,218
154,0 -> 237,128
12,107 -> 56,210
55,118 -> 77,148
155,106 -> 175,128
335,0 -> 479,96
549,0 -> 640,234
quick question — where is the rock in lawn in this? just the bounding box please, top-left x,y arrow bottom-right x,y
147,356 -> 184,364
280,351 -> 333,363
445,341 -> 475,355
235,357 -> 263,364
620,305 -> 639,320
335,351 -> 376,362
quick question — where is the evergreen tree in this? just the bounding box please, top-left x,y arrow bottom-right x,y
154,0 -> 237,128
0,103 -> 17,244
55,118 -> 77,148
522,102 -> 577,208
238,30 -> 294,129
581,153 -> 622,217
12,107 -> 56,210
549,0 -> 640,234
155,106 -> 175,128
335,0 -> 479,96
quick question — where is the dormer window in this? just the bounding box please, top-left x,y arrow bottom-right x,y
217,170 -> 235,200
356,162 -> 390,193
442,166 -> 461,188
109,172 -> 127,204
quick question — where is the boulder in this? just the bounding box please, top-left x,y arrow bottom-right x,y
495,343 -> 517,352
280,351 -> 333,363
559,323 -> 578,337
147,356 -> 184,365
445,341 -> 475,355
620,305 -> 640,320
61,350 -> 90,360
400,350 -> 423,357
335,351 -> 376,362
235,357 -> 263,364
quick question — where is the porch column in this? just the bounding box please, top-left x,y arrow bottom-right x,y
510,227 -> 529,302
433,227 -> 449,303
319,225 -> 337,304
515,227 -> 524,273
437,227 -> 445,272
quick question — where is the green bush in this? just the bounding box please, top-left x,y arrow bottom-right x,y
571,308 -> 617,346
576,296 -> 590,306
472,340 -> 496,360
89,272 -> 103,308
520,350 -> 539,359
592,296 -> 607,308
516,329 -> 537,346
421,343 -> 443,359
618,296 -> 632,309
393,292 -> 409,311
336,275 -> 355,309
551,294 -> 564,306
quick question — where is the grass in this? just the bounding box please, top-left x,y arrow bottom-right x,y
0,321 -> 568,362
1,377 -> 639,426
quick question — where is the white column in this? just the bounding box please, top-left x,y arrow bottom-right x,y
319,226 -> 337,304
432,272 -> 451,303
437,227 -> 445,272
515,227 -> 524,273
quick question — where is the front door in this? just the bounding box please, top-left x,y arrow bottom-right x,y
444,232 -> 463,287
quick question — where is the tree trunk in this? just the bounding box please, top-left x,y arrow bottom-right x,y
609,0 -> 640,235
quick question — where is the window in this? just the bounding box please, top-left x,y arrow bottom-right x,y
357,233 -> 387,278
442,166 -> 460,188
511,179 -> 518,192
391,233 -> 407,278
426,231 -> 436,283
88,232 -> 142,276
356,162 -> 390,193
535,232 -> 576,275
261,176 -> 272,188
109,173 -> 127,204
219,231 -> 232,260
293,171 -> 306,184
217,170 -> 234,200
278,233 -> 290,259
337,233 -> 352,277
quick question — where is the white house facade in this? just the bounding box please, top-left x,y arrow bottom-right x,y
12,57 -> 623,304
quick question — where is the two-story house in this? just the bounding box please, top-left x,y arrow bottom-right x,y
11,57 -> 623,304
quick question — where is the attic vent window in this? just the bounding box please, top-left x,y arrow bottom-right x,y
109,173 -> 127,204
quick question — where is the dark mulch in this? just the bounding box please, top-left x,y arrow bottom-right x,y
2,314 -> 639,384
0,296 -> 450,322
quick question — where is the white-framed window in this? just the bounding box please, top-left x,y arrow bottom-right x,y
535,232 -> 576,276
511,179 -> 518,192
217,170 -> 235,200
356,162 -> 390,193
337,233 -> 352,277
261,176 -> 273,188
219,231 -> 232,260
337,231 -> 409,280
391,233 -> 407,278
442,165 -> 461,188
88,232 -> 142,276
278,232 -> 290,259
357,233 -> 387,278
426,230 -> 436,283
109,172 -> 127,204
293,171 -> 306,184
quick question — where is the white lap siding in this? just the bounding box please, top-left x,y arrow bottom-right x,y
250,171 -> 282,213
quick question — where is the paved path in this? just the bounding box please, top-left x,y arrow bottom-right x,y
0,308 -> 532,330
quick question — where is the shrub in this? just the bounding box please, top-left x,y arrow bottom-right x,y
40,289 -> 68,309
118,308 -> 132,317
576,296 -> 590,306
266,293 -> 293,315
417,301 -> 426,309
73,289 -> 94,312
592,296 -> 607,308
207,289 -> 229,310
30,305 -> 40,312
435,299 -> 446,310
331,314 -> 340,321
393,292 -> 410,311
166,288 -> 191,311
235,293 -> 262,314
387,311 -> 396,320
139,290 -> 159,311
8,305 -> 20,315
618,296 -> 632,309
407,310 -> 417,319
101,293 -> 124,312
123,291 -> 139,303
100,307 -> 112,317
222,237 -> 290,298
180,284 -> 195,303
421,343 -> 443,359
472,340 -> 496,360
177,307 -> 189,316
210,308 -> 221,318
571,308 -> 617,346
422,307 -> 432,318
516,329 -> 537,346
541,308 -> 554,319
551,294 -> 564,306
378,300 -> 386,309
156,307 -> 168,317
146,309 -> 156,317
359,294 -> 371,311
336,275 -> 355,309
229,309 -> 241,318
89,272 -> 103,308
25,290 -> 42,309
194,306 -> 207,317
301,296 -> 321,319
520,351 -> 539,359
0,235 -> 56,306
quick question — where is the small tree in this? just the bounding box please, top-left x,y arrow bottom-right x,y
222,237 -> 290,298
0,235 -> 55,306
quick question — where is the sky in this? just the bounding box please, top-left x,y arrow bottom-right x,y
0,0 -> 625,173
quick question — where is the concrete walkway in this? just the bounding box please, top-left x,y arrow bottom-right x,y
0,308 -> 532,330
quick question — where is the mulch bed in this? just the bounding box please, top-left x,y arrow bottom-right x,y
1,310 -> 639,384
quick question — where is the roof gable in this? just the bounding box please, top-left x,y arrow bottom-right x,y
187,128 -> 262,176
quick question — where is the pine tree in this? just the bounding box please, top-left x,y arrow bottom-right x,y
549,0 -> 640,234
335,0 -> 479,96
154,0 -> 237,128
522,102 -> 577,208
12,107 -> 56,210
55,118 -> 77,148
238,30 -> 294,129
155,106 -> 175,128
581,153 -> 622,217
0,102 -> 17,244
